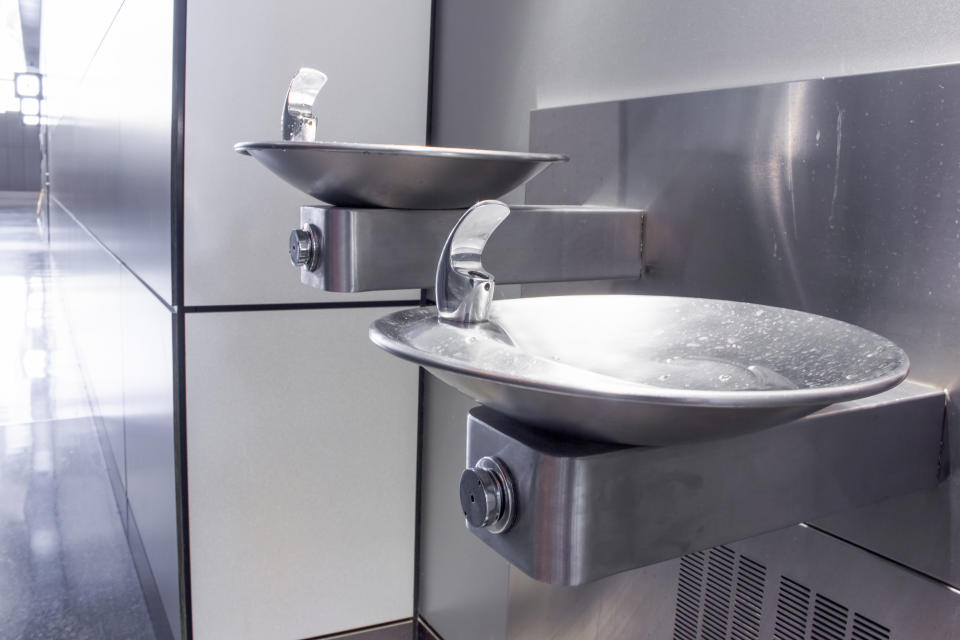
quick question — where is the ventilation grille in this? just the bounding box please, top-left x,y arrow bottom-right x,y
851,615 -> 892,640
672,546 -> 766,640
674,552 -> 706,640
672,548 -> 891,640
773,577 -> 810,640
810,594 -> 849,639
731,556 -> 765,639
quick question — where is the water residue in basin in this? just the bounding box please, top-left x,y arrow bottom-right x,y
381,295 -> 907,398
643,356 -> 800,391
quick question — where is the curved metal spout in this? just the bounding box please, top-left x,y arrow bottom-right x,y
282,67 -> 327,142
436,200 -> 511,324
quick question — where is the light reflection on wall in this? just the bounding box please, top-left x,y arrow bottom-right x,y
38,0 -> 124,124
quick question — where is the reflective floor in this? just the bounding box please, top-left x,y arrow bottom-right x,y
0,208 -> 155,639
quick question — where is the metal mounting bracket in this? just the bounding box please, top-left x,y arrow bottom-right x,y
462,380 -> 945,586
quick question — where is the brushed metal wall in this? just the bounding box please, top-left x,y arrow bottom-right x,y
43,0 -> 181,637
525,65 -> 960,589
422,4 -> 960,634
49,202 -> 179,639
46,0 -> 174,304
429,0 -> 960,165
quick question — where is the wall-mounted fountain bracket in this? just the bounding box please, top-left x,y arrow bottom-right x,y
296,205 -> 645,292
462,380 -> 945,586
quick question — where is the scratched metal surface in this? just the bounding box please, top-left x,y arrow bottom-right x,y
527,64 -> 960,587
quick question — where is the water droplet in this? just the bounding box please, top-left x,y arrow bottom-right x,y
658,374 -> 671,381
718,374 -> 732,382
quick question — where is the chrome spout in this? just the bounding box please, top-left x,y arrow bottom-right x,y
436,200 -> 511,324
281,67 -> 327,142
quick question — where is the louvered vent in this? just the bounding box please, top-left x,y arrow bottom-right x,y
774,577 -> 811,640
672,548 -> 891,640
811,595 -> 849,639
730,556 -> 765,640
702,546 -> 736,639
672,546 -> 766,640
674,552 -> 707,640
851,614 -> 891,640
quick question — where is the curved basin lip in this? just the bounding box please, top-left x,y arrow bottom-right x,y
368,296 -> 912,410
233,140 -> 569,163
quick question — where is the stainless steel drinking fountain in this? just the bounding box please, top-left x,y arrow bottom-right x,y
239,68 -> 940,592
238,69 -> 644,292
367,201 -> 939,586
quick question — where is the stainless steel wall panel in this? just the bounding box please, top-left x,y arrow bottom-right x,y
811,478 -> 960,588
506,562 -> 679,640
49,195 -> 180,638
120,269 -> 179,640
430,0 -> 960,166
43,0 -> 181,628
49,201 -> 126,491
182,0 -> 430,306
419,375 -> 511,640
46,0 -> 174,303
424,0 -> 960,636
525,66 -> 960,588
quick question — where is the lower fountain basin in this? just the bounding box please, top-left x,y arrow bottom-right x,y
369,295 -> 910,445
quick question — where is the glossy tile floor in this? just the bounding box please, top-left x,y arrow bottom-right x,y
0,208 -> 156,639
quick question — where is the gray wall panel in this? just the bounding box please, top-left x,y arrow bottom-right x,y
49,198 -> 180,639
419,375 -> 511,640
43,0 -> 181,634
186,308 -> 419,640
46,0 -> 173,303
49,200 -> 126,500
121,270 -> 178,639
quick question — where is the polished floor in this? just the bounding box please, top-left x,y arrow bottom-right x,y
0,208 -> 156,639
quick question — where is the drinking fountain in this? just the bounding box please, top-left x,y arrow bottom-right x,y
368,201 -> 943,586
237,69 -> 643,292
238,68 -> 944,588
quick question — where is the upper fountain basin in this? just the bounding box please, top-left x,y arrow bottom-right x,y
235,141 -> 567,209
369,295 -> 910,445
